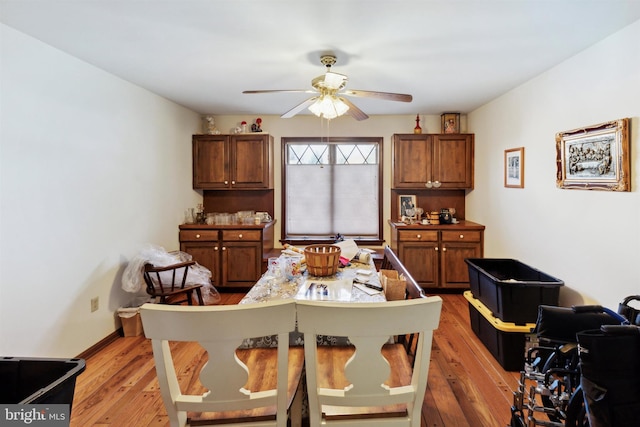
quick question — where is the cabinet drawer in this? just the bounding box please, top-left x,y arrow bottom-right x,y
441,230 -> 482,242
398,230 -> 438,242
179,230 -> 219,241
222,230 -> 261,241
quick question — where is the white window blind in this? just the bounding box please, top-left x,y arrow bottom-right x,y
284,138 -> 381,240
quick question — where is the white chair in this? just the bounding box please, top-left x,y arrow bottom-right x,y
140,299 -> 303,427
296,297 -> 443,427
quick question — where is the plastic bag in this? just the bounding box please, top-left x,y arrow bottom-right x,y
122,244 -> 220,304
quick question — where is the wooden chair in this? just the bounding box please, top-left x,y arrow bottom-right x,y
381,246 -> 426,362
143,260 -> 205,306
296,297 -> 442,427
140,299 -> 304,427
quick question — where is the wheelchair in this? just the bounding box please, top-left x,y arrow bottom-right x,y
510,296 -> 640,427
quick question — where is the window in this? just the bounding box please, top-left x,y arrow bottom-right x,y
282,137 -> 383,244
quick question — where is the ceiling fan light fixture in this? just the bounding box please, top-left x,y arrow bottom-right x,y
308,94 -> 349,120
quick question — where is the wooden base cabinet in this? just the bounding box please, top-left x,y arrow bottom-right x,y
179,223 -> 274,289
390,221 -> 484,289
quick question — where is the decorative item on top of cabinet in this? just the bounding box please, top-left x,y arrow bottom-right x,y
389,220 -> 484,289
441,113 -> 460,133
192,134 -> 273,190
414,114 -> 422,134
392,133 -> 474,189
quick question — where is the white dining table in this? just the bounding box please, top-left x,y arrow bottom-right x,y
239,254 -> 386,348
240,255 -> 386,305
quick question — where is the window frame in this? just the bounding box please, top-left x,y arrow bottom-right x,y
281,136 -> 384,246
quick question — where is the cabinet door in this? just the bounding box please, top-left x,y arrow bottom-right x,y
440,230 -> 483,288
398,242 -> 438,288
392,134 -> 433,188
440,242 -> 482,288
180,241 -> 220,286
231,134 -> 272,189
433,134 -> 474,189
193,135 -> 230,189
221,241 -> 262,287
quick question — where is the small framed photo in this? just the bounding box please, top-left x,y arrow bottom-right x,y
555,118 -> 630,191
441,113 -> 460,134
504,147 -> 525,188
398,195 -> 417,219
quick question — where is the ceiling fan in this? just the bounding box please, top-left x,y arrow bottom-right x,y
243,55 -> 412,121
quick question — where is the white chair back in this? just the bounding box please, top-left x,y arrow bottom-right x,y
140,299 -> 298,427
296,297 -> 442,427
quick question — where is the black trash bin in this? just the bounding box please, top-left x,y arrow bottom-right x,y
0,357 -> 85,413
465,258 -> 564,324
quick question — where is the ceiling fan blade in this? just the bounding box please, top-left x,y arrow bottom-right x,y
243,89 -> 316,94
281,97 -> 318,119
340,97 -> 369,121
341,89 -> 413,102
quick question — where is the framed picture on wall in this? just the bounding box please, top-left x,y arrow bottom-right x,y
398,195 -> 417,219
555,118 -> 630,191
504,147 -> 525,188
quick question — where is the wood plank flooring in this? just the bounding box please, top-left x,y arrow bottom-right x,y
70,293 -> 521,427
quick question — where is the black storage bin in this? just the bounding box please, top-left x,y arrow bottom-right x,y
465,258 -> 564,325
0,357 -> 85,411
464,291 -> 535,371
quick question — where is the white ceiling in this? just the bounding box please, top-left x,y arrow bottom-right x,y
2,1 -> 640,118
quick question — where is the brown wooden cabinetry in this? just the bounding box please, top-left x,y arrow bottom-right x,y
193,134 -> 273,190
179,222 -> 275,289
392,133 -> 474,189
389,221 -> 484,289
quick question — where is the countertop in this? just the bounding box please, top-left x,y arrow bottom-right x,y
179,220 -> 276,230
388,219 -> 485,230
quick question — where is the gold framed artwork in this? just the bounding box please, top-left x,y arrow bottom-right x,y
504,147 -> 525,188
441,113 -> 460,133
555,118 -> 630,191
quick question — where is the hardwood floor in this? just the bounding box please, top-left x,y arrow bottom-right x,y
70,293 -> 521,426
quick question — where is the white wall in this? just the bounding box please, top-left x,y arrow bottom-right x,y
0,24 -> 202,357
467,20 -> 640,309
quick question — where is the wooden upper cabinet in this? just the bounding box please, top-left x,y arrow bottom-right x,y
392,133 -> 474,189
392,134 -> 434,188
193,134 -> 273,190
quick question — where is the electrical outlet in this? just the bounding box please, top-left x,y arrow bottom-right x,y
91,297 -> 99,312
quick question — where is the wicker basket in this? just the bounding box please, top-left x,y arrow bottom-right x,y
304,245 -> 341,277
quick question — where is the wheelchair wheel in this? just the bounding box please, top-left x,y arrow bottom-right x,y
565,386 -> 589,427
540,351 -> 562,422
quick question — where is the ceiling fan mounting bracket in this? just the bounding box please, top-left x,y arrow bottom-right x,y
320,55 -> 337,69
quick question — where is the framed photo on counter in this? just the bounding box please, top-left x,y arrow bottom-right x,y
398,195 -> 416,219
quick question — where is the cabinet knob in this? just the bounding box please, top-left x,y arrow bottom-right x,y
214,246 -> 219,251
416,234 -> 421,239
442,247 -> 447,252
433,180 -> 442,188
222,247 -> 226,251
231,180 -> 236,185
425,181 -> 433,188
459,234 -> 464,239
196,234 -> 201,239
435,247 -> 439,251
238,233 -> 243,239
